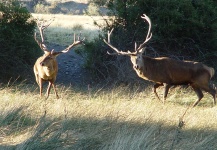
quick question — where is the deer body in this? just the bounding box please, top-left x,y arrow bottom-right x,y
104,14 -> 216,107
33,18 -> 84,99
34,52 -> 59,98
131,55 -> 216,106
132,56 -> 213,84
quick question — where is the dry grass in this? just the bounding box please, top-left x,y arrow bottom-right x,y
0,83 -> 216,149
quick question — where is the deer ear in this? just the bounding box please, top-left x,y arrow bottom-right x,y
44,50 -> 50,55
51,49 -> 55,54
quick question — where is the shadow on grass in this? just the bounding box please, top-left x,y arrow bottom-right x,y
0,106 -> 216,150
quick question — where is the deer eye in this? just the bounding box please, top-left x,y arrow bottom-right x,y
47,56 -> 52,59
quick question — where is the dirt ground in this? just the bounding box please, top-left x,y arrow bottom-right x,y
50,44 -> 92,87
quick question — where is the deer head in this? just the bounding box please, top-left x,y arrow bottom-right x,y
103,14 -> 152,70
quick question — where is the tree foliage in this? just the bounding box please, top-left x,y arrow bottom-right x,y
0,0 -> 39,81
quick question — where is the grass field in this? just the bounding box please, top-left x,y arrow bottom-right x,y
0,14 -> 217,149
0,83 -> 216,149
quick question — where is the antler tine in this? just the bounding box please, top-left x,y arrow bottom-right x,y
78,32 -> 85,45
78,32 -> 81,41
107,28 -> 114,44
135,42 -> 137,51
136,14 -> 152,51
74,33 -> 76,43
103,28 -> 134,56
44,18 -> 54,28
60,33 -> 85,53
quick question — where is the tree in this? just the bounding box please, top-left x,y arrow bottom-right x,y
0,0 -> 40,82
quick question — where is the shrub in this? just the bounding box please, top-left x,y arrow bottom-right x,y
85,2 -> 100,16
0,0 -> 40,82
34,1 -> 60,14
76,37 -> 111,79
72,24 -> 83,31
34,3 -> 49,14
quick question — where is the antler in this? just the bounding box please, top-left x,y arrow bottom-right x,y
103,28 -> 135,56
34,18 -> 54,52
135,14 -> 152,51
104,14 -> 152,56
60,32 -> 85,53
34,18 -> 85,54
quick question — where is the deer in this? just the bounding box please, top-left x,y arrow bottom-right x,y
33,18 -> 85,99
104,14 -> 216,107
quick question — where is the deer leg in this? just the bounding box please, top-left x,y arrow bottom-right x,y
153,83 -> 164,102
201,83 -> 216,106
39,78 -> 43,97
192,86 -> 203,107
46,81 -> 52,99
212,84 -> 217,106
52,83 -> 59,99
207,85 -> 216,106
163,83 -> 171,104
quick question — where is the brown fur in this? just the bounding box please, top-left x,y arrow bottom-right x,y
33,51 -> 60,99
130,55 -> 216,107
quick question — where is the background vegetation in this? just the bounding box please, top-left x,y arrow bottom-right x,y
0,0 -> 40,82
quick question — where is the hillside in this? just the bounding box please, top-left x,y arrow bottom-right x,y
20,0 -> 108,15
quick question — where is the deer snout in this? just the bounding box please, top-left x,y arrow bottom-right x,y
134,65 -> 139,69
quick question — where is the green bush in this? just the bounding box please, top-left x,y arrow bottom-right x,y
77,37 -> 115,79
82,0 -> 217,80
0,0 -> 40,82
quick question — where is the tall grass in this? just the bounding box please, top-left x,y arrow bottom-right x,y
0,83 -> 216,149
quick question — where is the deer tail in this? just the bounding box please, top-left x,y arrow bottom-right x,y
203,65 -> 215,79
208,67 -> 215,79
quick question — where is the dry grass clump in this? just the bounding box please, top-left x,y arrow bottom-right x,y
0,83 -> 216,149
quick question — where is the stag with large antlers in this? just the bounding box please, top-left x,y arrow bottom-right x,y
34,18 -> 85,99
104,14 -> 216,107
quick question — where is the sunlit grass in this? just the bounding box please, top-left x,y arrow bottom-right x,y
0,83 -> 216,149
31,13 -> 108,46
